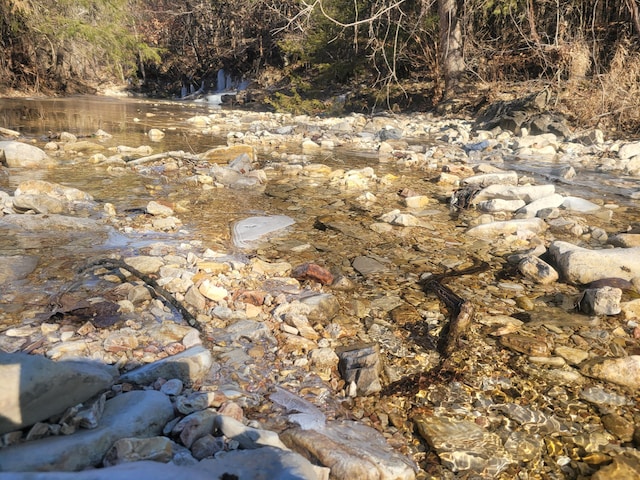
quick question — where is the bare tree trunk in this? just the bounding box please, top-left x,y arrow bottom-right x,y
438,0 -> 464,96
627,0 -> 640,38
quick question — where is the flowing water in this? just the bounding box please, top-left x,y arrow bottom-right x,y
1,95 -> 639,304
2,95 -> 640,477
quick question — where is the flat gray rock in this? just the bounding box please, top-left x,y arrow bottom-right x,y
0,390 -> 173,472
0,255 -> 39,283
232,215 -> 295,248
0,353 -> 116,435
119,345 -> 213,385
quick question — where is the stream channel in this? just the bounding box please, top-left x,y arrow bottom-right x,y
1,95 -> 640,478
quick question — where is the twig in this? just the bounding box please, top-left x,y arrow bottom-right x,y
79,258 -> 202,331
126,150 -> 202,166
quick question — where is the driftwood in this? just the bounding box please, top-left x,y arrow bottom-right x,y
126,150 -> 201,166
420,260 -> 489,357
78,258 -> 201,331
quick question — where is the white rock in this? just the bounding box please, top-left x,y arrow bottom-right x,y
517,193 -> 565,218
561,196 -> 600,213
581,356 -> 640,390
0,141 -> 57,168
462,171 -> 518,187
549,241 -> 640,284
618,141 -> 640,160
518,256 -> 559,284
478,198 -> 526,213
466,218 -> 547,239
146,201 -> 174,216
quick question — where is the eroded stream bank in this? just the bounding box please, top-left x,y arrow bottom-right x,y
1,96 -> 640,479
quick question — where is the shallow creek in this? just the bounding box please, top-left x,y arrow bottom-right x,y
1,95 -> 640,478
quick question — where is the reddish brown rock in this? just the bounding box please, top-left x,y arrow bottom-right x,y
291,263 -> 334,285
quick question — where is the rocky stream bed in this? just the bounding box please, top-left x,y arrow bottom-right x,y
1,97 -> 640,479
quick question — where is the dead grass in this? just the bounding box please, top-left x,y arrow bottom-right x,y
560,41 -> 640,136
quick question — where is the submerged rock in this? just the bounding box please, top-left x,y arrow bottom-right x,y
281,420 -> 417,480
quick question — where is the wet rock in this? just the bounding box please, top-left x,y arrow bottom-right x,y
352,255 -> 387,276
414,415 -> 511,476
579,386 -> 632,407
281,420 -> 417,480
12,194 -> 67,214
336,343 -> 382,396
199,145 -> 256,163
0,213 -> 108,233
0,353 -> 116,435
119,345 -> 213,385
146,201 -> 173,216
578,286 -> 622,315
591,454 -> 640,480
123,255 -> 164,274
103,436 -> 175,466
0,390 -> 173,471
232,215 -> 295,248
299,293 -> 340,324
581,356 -> 640,390
291,263 -> 334,285
0,254 -> 39,283
466,217 -> 547,239
549,241 -> 640,284
15,180 -> 93,202
554,346 -> 589,365
601,413 -> 635,442
0,141 -> 57,168
518,255 -> 558,284
499,334 -> 551,356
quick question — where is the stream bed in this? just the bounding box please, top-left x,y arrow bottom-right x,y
1,95 -> 640,478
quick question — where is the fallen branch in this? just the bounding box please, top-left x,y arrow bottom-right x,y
78,258 -> 202,331
126,150 -> 202,166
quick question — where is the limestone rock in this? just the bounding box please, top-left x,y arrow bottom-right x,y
581,356 -> 640,390
549,241 -> 640,284
336,343 -> 382,396
0,141 -> 56,168
0,255 -> 39,283
0,390 -> 174,471
414,415 -> 512,476
466,218 -> 547,239
280,420 -> 417,480
118,346 -> 213,385
123,256 -> 164,275
0,353 -> 116,435
578,287 -> 622,315
103,436 -> 175,466
516,193 -> 565,218
213,414 -> 289,450
518,255 -> 558,285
